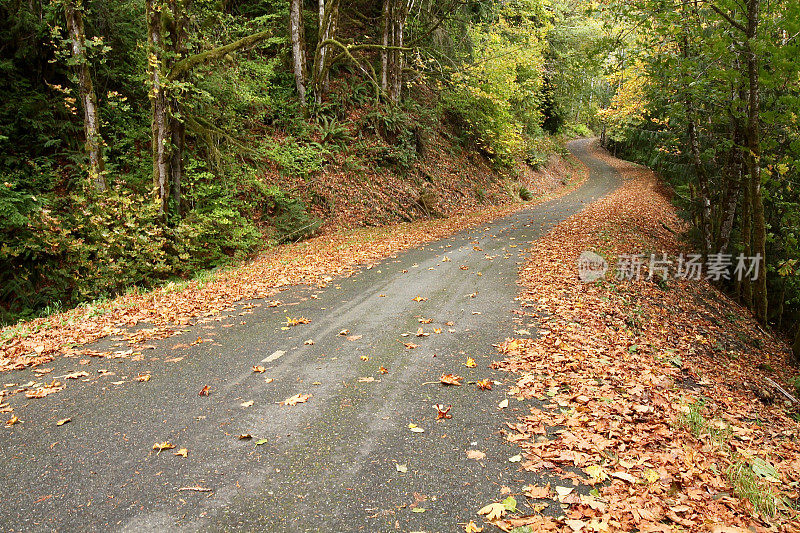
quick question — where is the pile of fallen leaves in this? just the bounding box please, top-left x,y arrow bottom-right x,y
0,163 -> 587,372
487,153 -> 800,531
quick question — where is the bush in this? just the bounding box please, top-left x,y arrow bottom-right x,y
256,184 -> 320,243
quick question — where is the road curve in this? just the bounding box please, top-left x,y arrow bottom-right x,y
0,138 -> 621,532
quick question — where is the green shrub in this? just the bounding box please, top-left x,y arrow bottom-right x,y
518,186 -> 533,201
256,185 -> 320,243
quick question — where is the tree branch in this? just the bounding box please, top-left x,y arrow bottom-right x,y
708,3 -> 747,33
168,30 -> 272,81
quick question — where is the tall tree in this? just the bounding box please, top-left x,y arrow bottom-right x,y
313,0 -> 340,103
289,0 -> 308,105
64,0 -> 106,192
146,0 -> 271,216
381,0 -> 409,102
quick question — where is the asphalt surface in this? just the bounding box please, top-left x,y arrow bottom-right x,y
0,138 -> 621,532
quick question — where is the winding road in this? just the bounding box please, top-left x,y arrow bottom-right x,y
0,139 -> 621,532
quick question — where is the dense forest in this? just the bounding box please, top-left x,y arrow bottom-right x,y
0,0 -> 608,324
2,0 -> 800,363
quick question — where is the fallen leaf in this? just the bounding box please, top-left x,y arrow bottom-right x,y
56,418 -> 71,426
411,508 -> 426,513
395,463 -> 408,473
199,385 -> 211,396
282,393 -> 311,406
555,486 -> 574,497
497,399 -> 509,409
408,423 -> 424,433
433,328 -> 442,334
565,519 -> 587,532
252,365 -> 266,373
173,448 -> 188,457
338,329 -> 350,336
412,296 -> 428,302
347,334 -> 363,341
264,377 -> 274,383
418,317 -> 433,324
415,328 -> 429,337
135,373 -> 151,382
476,379 -> 492,390
238,434 -> 252,440
241,400 -> 254,407
610,471 -> 637,484
464,520 -> 483,533
255,438 -> 268,445
153,441 -> 176,453
403,342 -> 418,349
440,373 -> 463,386
434,404 -> 452,419
508,454 -> 522,463
304,339 -> 314,345
379,366 -> 389,374
466,450 -> 486,460
477,502 -> 505,520
358,377 -> 375,383
524,484 -> 551,498
285,316 -> 310,327
464,357 -> 477,367
5,415 -> 19,426
360,355 -> 370,361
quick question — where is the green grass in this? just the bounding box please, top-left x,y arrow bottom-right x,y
727,460 -> 779,518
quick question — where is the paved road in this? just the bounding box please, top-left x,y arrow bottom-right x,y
0,139 -> 620,532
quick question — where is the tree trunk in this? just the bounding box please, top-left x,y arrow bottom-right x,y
146,0 -> 171,215
290,0 -> 308,105
313,0 -> 340,103
745,0 -> 767,324
64,0 -> 106,192
381,0 -> 408,103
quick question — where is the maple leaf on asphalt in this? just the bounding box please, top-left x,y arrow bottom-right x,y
476,379 -> 492,390
153,442 -> 175,453
379,366 -> 389,374
412,296 -> 427,302
282,393 -> 311,406
464,357 -> 477,367
198,385 -> 211,396
285,317 -> 310,327
477,502 -> 505,520
466,450 -> 486,460
135,373 -> 151,382
440,373 -> 463,386
252,365 -> 266,373
434,404 -> 452,419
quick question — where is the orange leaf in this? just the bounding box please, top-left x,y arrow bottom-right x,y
440,373 -> 463,386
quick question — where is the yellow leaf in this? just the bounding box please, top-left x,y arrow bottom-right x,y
464,521 -> 484,533
477,502 -> 505,520
153,441 -> 175,453
173,448 -> 188,457
464,357 -> 477,368
282,393 -> 311,406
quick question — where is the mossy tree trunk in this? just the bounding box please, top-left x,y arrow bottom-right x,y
64,0 -> 106,192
